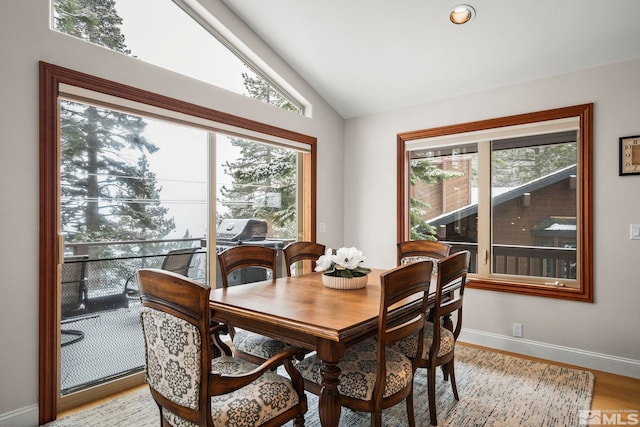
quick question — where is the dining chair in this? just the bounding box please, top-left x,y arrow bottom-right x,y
390,250 -> 470,426
137,268 -> 308,427
397,239 -> 452,273
296,260 -> 434,427
398,239 -> 454,345
283,241 -> 326,276
217,245 -> 295,365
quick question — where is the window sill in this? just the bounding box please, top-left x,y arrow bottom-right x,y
466,277 -> 593,302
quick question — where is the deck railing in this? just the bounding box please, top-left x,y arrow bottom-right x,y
59,238 -> 575,395
447,242 -> 576,279
60,237 -> 207,394
63,237 -> 207,308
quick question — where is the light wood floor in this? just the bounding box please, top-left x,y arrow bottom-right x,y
58,342 -> 640,419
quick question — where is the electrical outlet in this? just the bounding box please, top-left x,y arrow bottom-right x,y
631,224 -> 640,240
512,323 -> 523,338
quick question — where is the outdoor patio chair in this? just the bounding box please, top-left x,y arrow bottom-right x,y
124,246 -> 200,297
137,268 -> 307,426
60,255 -> 88,346
160,246 -> 201,275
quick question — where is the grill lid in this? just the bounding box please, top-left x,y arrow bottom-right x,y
216,219 -> 267,241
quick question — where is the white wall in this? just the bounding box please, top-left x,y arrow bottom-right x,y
344,58 -> 640,376
3,0 -> 640,423
0,0 -> 345,423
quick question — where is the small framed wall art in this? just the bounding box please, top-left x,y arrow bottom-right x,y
619,135 -> 640,175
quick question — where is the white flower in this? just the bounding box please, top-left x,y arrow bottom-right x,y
314,247 -> 334,272
332,247 -> 366,270
315,246 -> 371,277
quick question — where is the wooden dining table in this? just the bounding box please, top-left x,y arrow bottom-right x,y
209,268 -> 452,427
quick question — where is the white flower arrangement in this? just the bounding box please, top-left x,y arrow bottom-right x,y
315,247 -> 371,278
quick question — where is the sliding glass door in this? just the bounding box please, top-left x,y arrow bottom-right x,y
52,89 -> 314,414
58,101 -> 209,404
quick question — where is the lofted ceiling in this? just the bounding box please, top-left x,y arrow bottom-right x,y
221,0 -> 640,119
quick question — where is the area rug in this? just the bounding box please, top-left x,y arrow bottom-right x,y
43,345 -> 594,426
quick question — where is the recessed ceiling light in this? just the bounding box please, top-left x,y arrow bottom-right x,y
450,4 -> 476,25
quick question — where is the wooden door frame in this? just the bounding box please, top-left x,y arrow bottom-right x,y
39,61 -> 317,423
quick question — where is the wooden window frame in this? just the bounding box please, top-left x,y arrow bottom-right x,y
39,61 -> 317,423
397,104 -> 593,302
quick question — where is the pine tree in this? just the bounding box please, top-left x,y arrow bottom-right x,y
409,159 -> 464,240
109,156 -> 175,240
492,143 -> 576,187
55,0 -> 175,247
218,71 -> 299,237
219,140 -> 297,237
241,72 -> 300,113
54,0 -> 130,54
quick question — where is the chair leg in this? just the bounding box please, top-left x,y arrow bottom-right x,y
441,364 -> 449,381
406,386 -> 416,427
158,404 -> 168,426
293,414 -> 305,427
448,360 -> 459,401
371,410 -> 382,427
61,329 -> 85,346
428,367 -> 438,426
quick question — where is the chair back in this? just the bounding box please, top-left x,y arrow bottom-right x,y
138,268 -> 213,426
397,239 -> 452,266
217,245 -> 277,288
161,247 -> 200,276
430,251 -> 470,357
283,241 -> 326,276
61,255 -> 88,318
374,260 -> 433,402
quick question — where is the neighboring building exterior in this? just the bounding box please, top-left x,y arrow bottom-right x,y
412,163 -> 577,278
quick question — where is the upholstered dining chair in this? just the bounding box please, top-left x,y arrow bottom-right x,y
390,250 -> 470,426
296,260 -> 434,427
137,268 -> 308,427
283,241 -> 326,276
397,239 -> 452,273
217,245 -> 294,365
398,239 -> 454,347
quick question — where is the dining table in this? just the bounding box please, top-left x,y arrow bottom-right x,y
209,267 -> 456,427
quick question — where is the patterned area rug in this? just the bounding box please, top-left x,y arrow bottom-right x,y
43,345 -> 594,426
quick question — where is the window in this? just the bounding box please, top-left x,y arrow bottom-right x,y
51,0 -> 306,114
397,104 -> 593,301
39,62 -> 316,421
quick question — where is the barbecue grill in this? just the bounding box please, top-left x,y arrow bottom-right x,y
214,219 -> 286,288
216,218 -> 268,243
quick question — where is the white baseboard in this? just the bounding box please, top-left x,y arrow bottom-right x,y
459,328 -> 640,379
0,403 -> 38,427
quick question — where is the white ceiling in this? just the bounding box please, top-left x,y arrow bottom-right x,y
221,0 -> 640,119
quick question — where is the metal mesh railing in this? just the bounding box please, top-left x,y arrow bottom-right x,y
60,246 -> 207,395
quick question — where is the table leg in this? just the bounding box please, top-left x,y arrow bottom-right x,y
319,361 -> 341,427
316,341 -> 344,427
